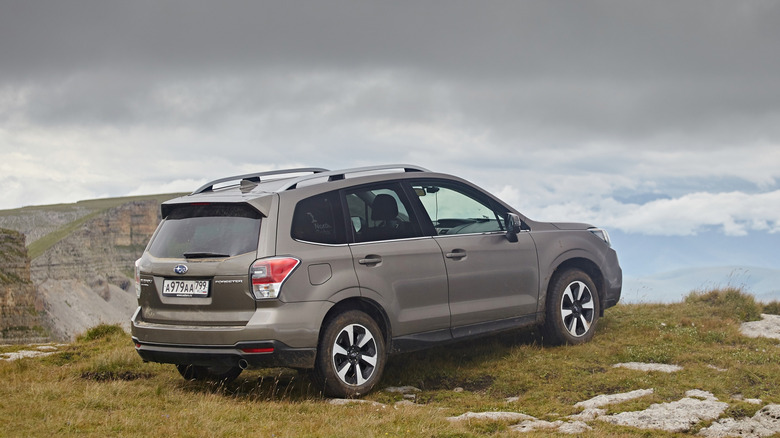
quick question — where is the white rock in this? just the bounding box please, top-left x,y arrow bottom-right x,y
600,391 -> 728,433
328,399 -> 385,408
567,408 -> 607,422
558,421 -> 593,434
1,350 -> 56,361
613,362 -> 683,373
446,411 -> 535,422
700,404 -> 780,438
383,386 -> 421,394
510,420 -> 560,432
741,314 -> 780,340
575,388 -> 654,409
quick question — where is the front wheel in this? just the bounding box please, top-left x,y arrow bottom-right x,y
313,310 -> 386,398
543,269 -> 600,345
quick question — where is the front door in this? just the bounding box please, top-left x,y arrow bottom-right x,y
408,180 -> 539,337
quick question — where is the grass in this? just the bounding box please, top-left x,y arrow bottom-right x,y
1,288 -> 779,437
17,193 -> 184,259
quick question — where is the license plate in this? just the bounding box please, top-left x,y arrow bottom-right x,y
162,279 -> 210,297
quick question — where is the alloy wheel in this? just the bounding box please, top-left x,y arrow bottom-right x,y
560,280 -> 595,337
331,323 -> 378,386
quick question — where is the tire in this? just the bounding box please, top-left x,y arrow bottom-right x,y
175,364 -> 242,383
313,310 -> 386,398
543,269 -> 600,345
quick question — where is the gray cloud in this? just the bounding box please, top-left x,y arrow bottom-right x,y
1,1 -> 779,241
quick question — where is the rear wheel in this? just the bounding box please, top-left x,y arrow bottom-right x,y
543,269 -> 600,345
175,364 -> 242,383
314,310 -> 386,398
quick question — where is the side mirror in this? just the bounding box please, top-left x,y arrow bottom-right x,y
506,213 -> 522,242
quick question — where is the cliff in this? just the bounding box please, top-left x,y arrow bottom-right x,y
0,228 -> 46,342
0,194 -> 181,341
31,200 -> 162,340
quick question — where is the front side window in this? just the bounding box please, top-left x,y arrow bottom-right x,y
345,183 -> 423,242
411,181 -> 507,235
291,191 -> 346,244
148,203 -> 262,258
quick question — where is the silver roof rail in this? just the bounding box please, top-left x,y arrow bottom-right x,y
279,164 -> 430,190
192,168 -> 329,194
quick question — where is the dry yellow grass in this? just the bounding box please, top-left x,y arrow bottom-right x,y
1,288 -> 778,437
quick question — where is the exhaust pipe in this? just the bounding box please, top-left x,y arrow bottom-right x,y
238,359 -> 249,370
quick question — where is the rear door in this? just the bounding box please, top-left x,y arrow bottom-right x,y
138,203 -> 260,325
345,182 -> 450,337
408,180 -> 539,337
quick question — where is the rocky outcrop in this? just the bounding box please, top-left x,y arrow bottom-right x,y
32,201 -> 160,286
0,228 -> 46,343
30,201 -> 162,340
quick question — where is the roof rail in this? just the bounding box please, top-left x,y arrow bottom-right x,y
192,168 -> 329,194
279,164 -> 430,190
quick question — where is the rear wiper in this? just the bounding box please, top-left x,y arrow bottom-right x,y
182,252 -> 230,259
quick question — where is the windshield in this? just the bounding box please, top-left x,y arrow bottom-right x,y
147,203 -> 262,258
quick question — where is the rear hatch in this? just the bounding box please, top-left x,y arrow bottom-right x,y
137,202 -> 262,326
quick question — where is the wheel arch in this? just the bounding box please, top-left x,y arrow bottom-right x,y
319,297 -> 392,349
545,257 -> 606,316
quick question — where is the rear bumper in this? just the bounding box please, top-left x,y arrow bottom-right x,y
132,338 -> 316,369
130,300 -> 332,370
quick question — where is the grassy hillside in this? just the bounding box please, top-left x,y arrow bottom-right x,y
2,289 -> 779,437
0,193 -> 185,259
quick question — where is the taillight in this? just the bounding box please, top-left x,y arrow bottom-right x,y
134,259 -> 141,299
249,257 -> 300,300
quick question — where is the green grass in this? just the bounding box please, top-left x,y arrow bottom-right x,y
1,288 -> 778,437
15,193 -> 184,259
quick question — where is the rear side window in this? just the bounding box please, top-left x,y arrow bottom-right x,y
291,192 -> 347,244
148,203 -> 262,258
345,183 -> 424,242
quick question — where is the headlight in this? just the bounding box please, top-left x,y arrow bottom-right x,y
588,228 -> 611,247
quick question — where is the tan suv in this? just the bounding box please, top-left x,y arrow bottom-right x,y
131,165 -> 622,397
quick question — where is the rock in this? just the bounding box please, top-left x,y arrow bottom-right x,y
600,390 -> 728,433
613,362 -> 683,373
567,408 -> 606,422
384,386 -> 421,394
741,314 -> 780,340
574,388 -> 654,409
446,411 -> 535,422
700,404 -> 780,438
558,421 -> 593,434
328,399 -> 386,408
0,228 -> 45,343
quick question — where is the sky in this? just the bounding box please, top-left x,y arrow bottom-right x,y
1,1 -> 779,290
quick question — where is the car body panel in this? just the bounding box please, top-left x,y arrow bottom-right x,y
130,165 -> 622,376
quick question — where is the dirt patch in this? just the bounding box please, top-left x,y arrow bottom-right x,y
420,373 -> 495,392
80,370 -> 152,382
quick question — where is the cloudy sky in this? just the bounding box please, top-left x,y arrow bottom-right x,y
1,1 -> 779,284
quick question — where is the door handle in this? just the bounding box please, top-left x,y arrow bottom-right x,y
445,249 -> 467,260
358,255 -> 382,265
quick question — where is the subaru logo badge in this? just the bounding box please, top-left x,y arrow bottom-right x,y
174,264 -> 188,275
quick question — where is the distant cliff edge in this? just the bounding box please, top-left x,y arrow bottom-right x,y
0,194 -> 182,342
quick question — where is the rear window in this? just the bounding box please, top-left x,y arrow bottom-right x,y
148,203 -> 262,258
